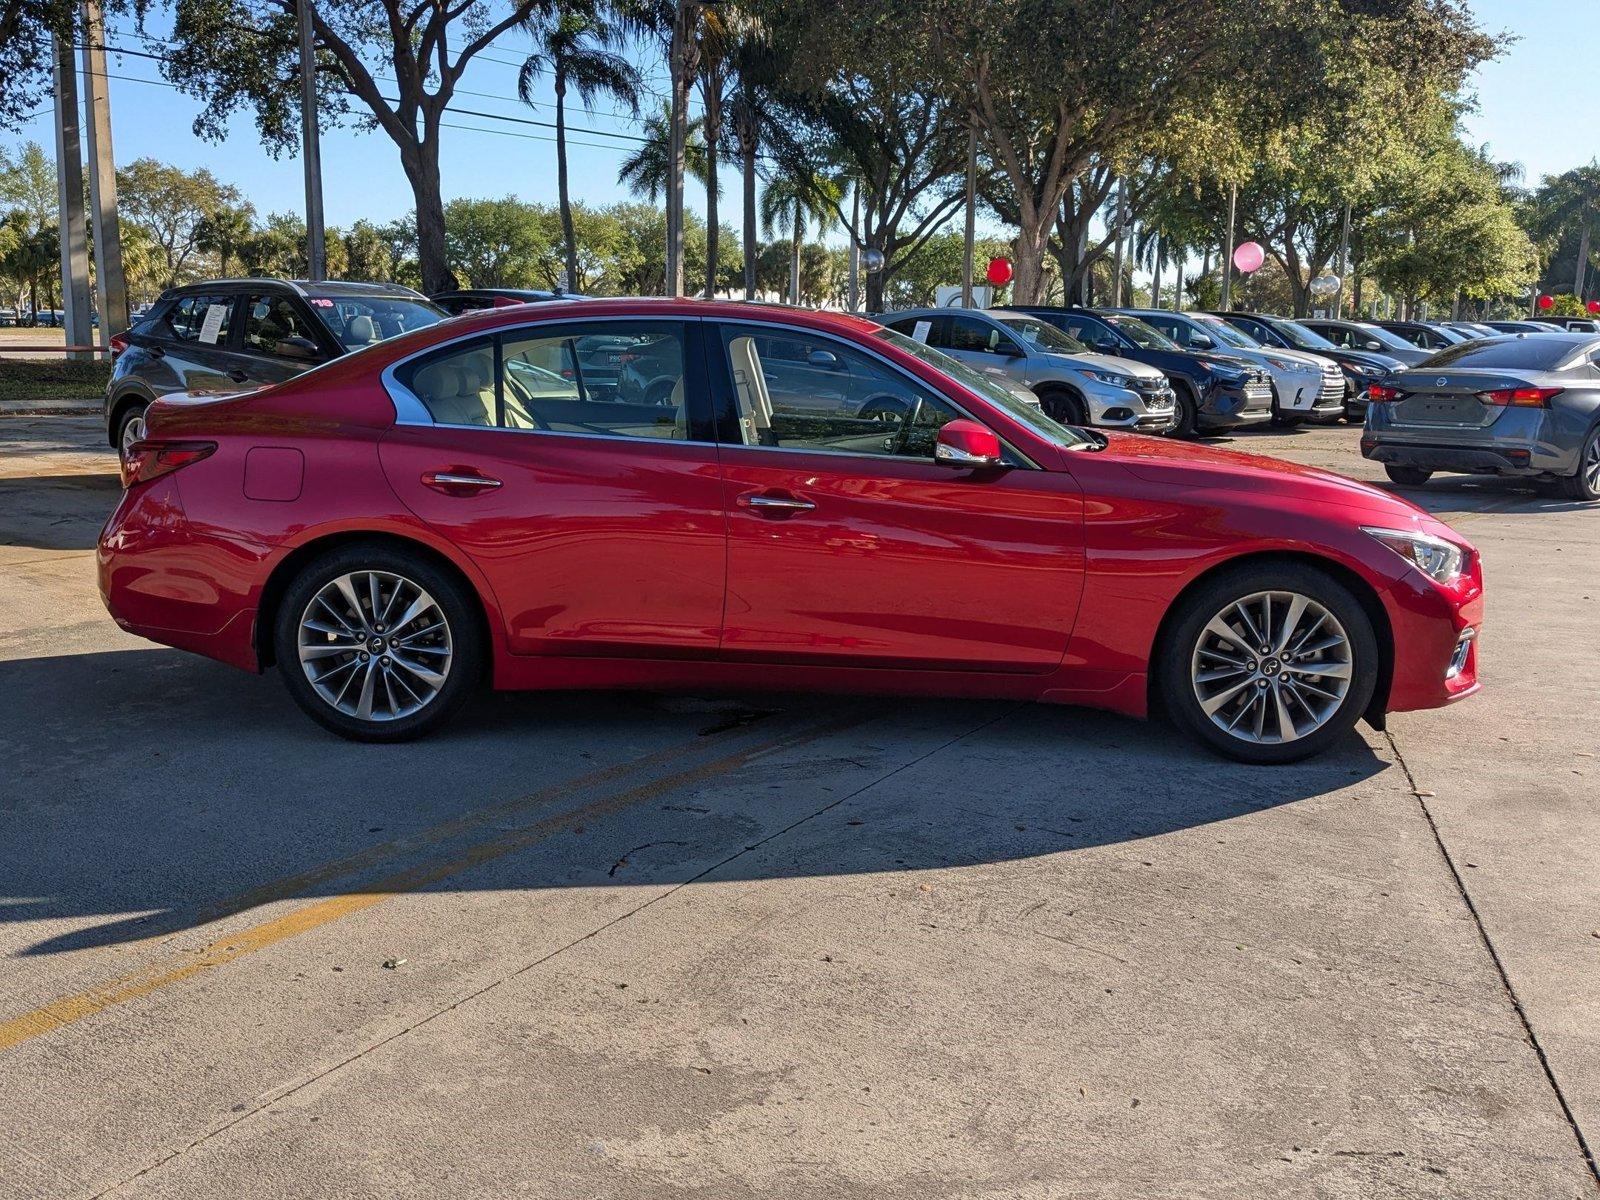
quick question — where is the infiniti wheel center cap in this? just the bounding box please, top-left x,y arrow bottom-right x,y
1261,658 -> 1281,677
369,636 -> 386,652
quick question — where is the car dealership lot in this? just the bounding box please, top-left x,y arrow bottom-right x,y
2,415 -> 1597,1198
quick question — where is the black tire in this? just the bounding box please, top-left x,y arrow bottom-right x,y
1166,382 -> 1198,439
1384,464 -> 1433,487
1037,386 -> 1087,426
1555,423 -> 1600,502
1157,562 -> 1379,765
273,542 -> 484,742
1270,403 -> 1304,429
114,402 -> 148,455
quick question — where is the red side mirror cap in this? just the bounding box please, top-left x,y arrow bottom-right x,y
935,419 -> 1003,468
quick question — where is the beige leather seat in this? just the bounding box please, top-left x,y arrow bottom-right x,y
413,355 -> 494,427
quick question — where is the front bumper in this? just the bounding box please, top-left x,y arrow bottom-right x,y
1083,379 -> 1178,433
1196,378 -> 1273,430
1380,550 -> 1483,714
1268,366 -> 1345,420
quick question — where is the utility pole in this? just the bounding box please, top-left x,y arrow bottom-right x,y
297,0 -> 326,281
1220,183 -> 1237,309
1335,202 -> 1351,318
1149,233 -> 1162,309
1110,178 -> 1128,307
53,32 -> 93,360
847,180 -> 860,312
81,0 -> 128,344
960,121 -> 977,308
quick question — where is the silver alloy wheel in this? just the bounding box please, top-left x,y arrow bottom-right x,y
297,570 -> 452,722
120,411 -> 147,456
1190,590 -> 1353,745
1584,427 -> 1600,494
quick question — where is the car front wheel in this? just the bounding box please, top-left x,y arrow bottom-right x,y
1159,564 -> 1379,764
274,543 -> 483,742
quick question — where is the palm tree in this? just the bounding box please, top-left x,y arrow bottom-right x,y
759,171 -> 841,304
721,18 -> 775,301
1534,163 -> 1600,300
519,5 -> 642,293
194,204 -> 255,277
617,101 -> 709,207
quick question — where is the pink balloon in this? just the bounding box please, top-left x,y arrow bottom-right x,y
1232,241 -> 1265,273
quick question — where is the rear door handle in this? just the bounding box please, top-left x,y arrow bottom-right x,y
741,491 -> 816,516
422,470 -> 503,495
227,368 -> 249,383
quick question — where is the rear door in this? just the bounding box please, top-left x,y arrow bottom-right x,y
146,293 -> 243,395
379,318 -> 728,659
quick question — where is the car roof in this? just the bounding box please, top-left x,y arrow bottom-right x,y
160,278 -> 429,300
420,296 -> 890,339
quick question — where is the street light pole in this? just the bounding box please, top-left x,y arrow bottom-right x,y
81,0 -> 128,343
1336,202 -> 1351,318
961,122 -> 976,308
1220,183 -> 1237,309
847,179 -> 860,313
1110,177 -> 1128,307
297,0 -> 326,281
52,32 -> 93,359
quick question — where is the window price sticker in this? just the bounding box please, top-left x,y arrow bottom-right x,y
911,320 -> 931,344
199,303 -> 229,344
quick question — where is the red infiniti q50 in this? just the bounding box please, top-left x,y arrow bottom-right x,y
99,299 -> 1482,763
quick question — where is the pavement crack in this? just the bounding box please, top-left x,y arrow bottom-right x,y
90,705 -> 1020,1198
1385,728 -> 1600,1192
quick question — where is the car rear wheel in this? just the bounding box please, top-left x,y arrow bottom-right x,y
115,404 -> 148,456
1158,563 -> 1378,764
1556,424 -> 1600,502
1384,464 -> 1433,487
274,544 -> 483,742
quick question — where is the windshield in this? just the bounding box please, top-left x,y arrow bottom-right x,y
873,327 -> 1096,449
1107,315 -> 1179,351
1420,335 -> 1592,371
1193,314 -> 1260,349
995,314 -> 1089,354
308,294 -> 446,350
1271,319 -> 1338,351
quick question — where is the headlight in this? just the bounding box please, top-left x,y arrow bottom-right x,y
1362,526 -> 1464,584
1081,369 -> 1133,388
1206,364 -> 1246,382
1346,362 -> 1384,377
1264,356 -> 1295,371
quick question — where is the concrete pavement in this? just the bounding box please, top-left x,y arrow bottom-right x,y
1,415 -> 1595,1198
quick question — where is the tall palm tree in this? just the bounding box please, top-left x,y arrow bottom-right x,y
519,5 -> 642,293
194,204 -> 255,277
722,18 -> 775,301
1535,163 -> 1600,300
617,101 -> 709,206
759,171 -> 840,305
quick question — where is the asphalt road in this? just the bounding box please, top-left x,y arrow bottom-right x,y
2,414 -> 1596,1199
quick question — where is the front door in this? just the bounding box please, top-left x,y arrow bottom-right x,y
708,321 -> 1084,672
379,319 -> 728,658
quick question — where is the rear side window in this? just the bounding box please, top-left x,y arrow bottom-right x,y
162,295 -> 233,344
946,316 -> 1005,353
1421,337 -> 1589,371
243,294 -> 319,356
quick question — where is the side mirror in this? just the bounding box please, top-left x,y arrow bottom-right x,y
276,335 -> 321,361
806,349 -> 841,369
1190,334 -> 1215,349
1094,339 -> 1120,355
1364,340 -> 1383,351
935,419 -> 1004,468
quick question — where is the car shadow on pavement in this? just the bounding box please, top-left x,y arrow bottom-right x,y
0,473 -> 121,552
0,646 -> 1390,962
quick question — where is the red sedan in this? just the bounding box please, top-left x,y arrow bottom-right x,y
100,299 -> 1482,763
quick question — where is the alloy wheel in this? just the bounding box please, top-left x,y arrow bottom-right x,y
1190,590 -> 1353,745
1585,428 -> 1600,494
120,412 -> 146,457
297,570 -> 453,722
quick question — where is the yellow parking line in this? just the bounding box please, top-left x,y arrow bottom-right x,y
0,713 -> 863,1054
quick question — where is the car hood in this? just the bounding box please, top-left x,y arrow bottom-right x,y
1047,350 -> 1165,379
1335,348 -> 1406,371
1191,351 -> 1258,373
1101,430 -> 1447,527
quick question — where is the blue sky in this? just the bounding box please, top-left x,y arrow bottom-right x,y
5,1 -> 1597,239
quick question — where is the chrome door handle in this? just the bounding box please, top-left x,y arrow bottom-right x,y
422,471 -> 503,494
744,494 -> 815,512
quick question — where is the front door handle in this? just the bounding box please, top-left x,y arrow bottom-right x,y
227,368 -> 249,383
741,491 -> 816,516
422,470 -> 503,496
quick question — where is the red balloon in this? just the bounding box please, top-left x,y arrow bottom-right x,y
985,257 -> 1013,287
1587,300 -> 1600,314
1537,293 -> 1554,310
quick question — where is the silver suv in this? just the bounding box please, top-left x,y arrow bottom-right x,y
880,308 -> 1178,433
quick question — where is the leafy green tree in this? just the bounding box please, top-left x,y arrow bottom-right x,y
441,197 -> 555,288
146,0 -> 560,292
1530,165 -> 1600,301
194,202 -> 257,277
115,158 -> 242,287
518,4 -> 641,293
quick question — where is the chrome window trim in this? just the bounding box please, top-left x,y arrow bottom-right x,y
380,314 -> 698,431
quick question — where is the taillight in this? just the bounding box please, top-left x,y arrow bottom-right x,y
1368,383 -> 1403,402
1479,386 -> 1561,407
109,332 -> 130,357
119,440 -> 216,488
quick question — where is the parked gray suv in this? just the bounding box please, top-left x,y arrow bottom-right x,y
105,279 -> 445,452
879,308 -> 1178,433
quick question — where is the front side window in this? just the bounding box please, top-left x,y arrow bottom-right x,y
163,295 -> 233,344
946,316 -> 1010,354
1107,315 -> 1179,351
719,325 -> 960,459
243,294 -> 320,357
1195,315 -> 1260,349
310,294 -> 444,350
996,315 -> 1087,354
397,321 -> 698,441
